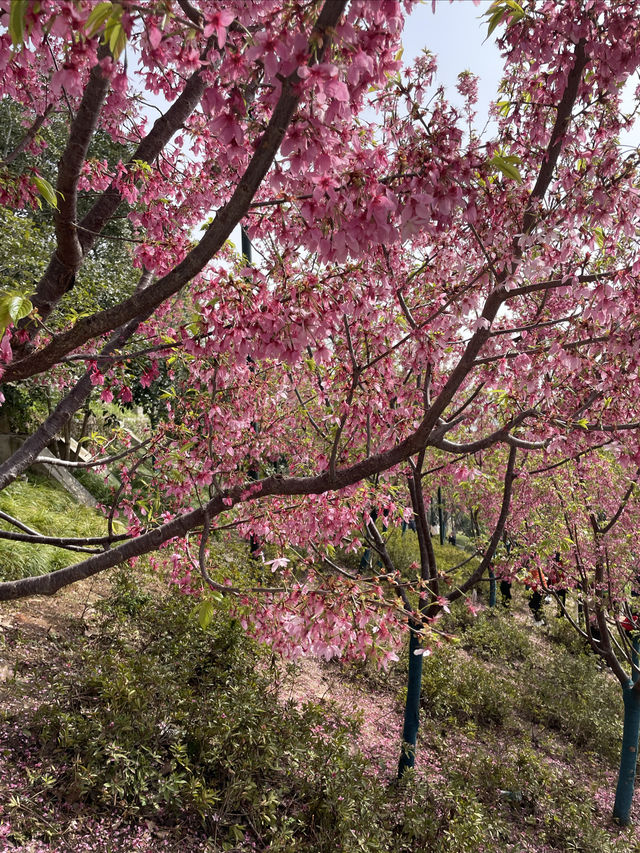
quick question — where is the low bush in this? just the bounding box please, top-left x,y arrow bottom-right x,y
17,591 -> 382,850
0,547 -> 631,852
544,610 -> 594,656
420,644 -> 514,727
520,649 -> 622,761
73,467 -> 115,505
17,581 -> 618,853
448,744 -> 623,853
460,611 -> 532,663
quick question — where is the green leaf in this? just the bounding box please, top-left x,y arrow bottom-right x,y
7,293 -> 32,322
593,226 -> 605,249
0,291 -> 33,336
86,1 -> 113,37
9,0 -> 27,47
504,0 -> 525,20
486,7 -> 506,38
490,153 -> 522,183
33,175 -> 58,209
197,599 -> 215,630
484,0 -> 524,37
108,21 -> 127,57
131,158 -> 152,175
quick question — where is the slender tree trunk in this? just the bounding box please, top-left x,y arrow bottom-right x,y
488,566 -> 497,608
73,408 -> 91,461
398,627 -> 424,777
613,681 -> 640,825
241,225 -> 252,262
396,471 -> 431,777
437,486 -> 444,546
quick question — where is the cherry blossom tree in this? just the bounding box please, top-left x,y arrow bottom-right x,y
353,442 -> 517,775
1,0 -> 640,682
501,449 -> 640,825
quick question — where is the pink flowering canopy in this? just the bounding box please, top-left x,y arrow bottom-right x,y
499,448 -> 640,685
1,0 -> 640,659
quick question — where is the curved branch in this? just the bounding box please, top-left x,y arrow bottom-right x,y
598,472 -> 639,536
0,405 -> 507,601
448,444 -> 518,604
521,39 -> 588,234
430,410 -> 535,454
35,437 -> 152,469
7,0 -> 348,383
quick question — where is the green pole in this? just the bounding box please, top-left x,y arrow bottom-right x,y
613,680 -> 640,825
398,628 -> 424,777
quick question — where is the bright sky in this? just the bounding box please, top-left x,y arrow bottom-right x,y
403,0 -> 503,121
405,0 -> 638,146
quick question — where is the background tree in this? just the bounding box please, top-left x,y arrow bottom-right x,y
352,442 -> 517,775
502,449 -> 640,825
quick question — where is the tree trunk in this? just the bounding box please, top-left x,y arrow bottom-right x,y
613,681 -> 640,825
398,628 -> 424,777
488,567 -> 496,608
437,486 -> 444,546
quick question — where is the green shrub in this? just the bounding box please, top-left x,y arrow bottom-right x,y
12,587 -> 544,853
397,777 -> 503,853
26,590 -> 398,850
461,612 -> 532,663
0,538 -> 631,853
420,645 -> 514,727
544,611 -> 593,656
520,649 -> 622,761
446,745 -> 624,853
73,468 -> 115,505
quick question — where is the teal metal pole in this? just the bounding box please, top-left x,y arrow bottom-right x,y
398,628 -> 424,777
613,680 -> 640,825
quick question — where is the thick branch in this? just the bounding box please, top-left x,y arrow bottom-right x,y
521,39 -> 588,234
8,0 -> 348,383
30,65 -> 208,326
57,53 -> 111,263
430,410 -> 535,454
0,409 -> 506,600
